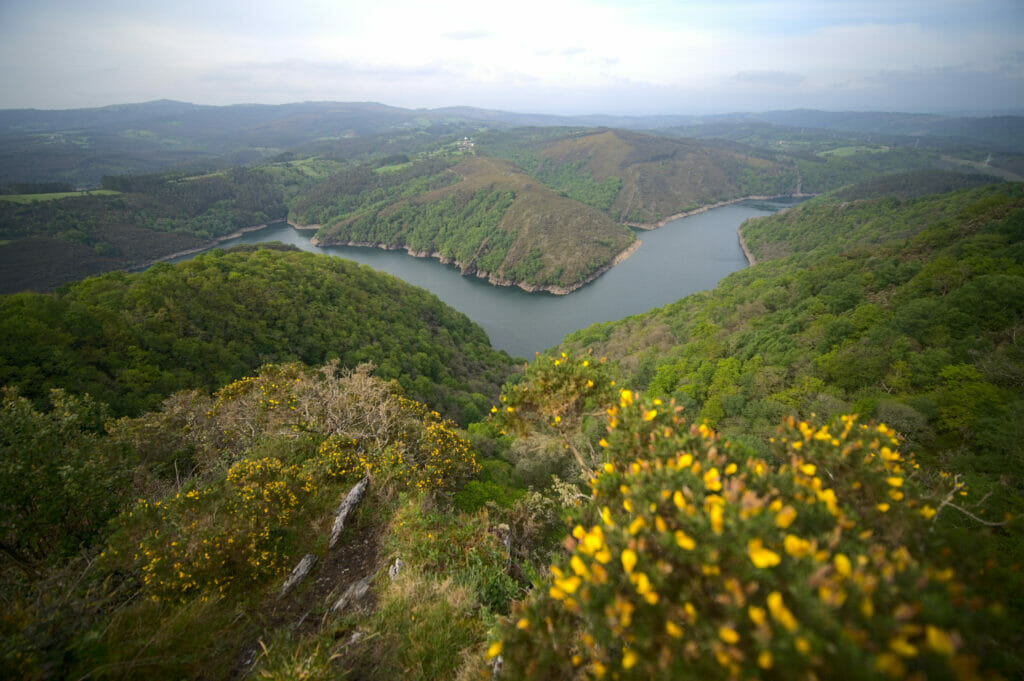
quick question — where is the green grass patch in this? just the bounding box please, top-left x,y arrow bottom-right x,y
374,162 -> 414,175
818,145 -> 891,157
0,190 -> 120,203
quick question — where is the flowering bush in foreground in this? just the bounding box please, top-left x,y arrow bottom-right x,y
494,392 -> 1003,680
495,351 -> 617,437
314,397 -> 478,494
100,456 -> 317,602
101,363 -> 478,603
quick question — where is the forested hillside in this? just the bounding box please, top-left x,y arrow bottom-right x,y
481,128 -> 799,224
297,155 -> 636,293
3,103 -> 1023,679
556,179 -> 1024,587
7,119 -> 1002,297
2,176 -> 1023,680
0,160 -> 346,293
0,246 -> 516,420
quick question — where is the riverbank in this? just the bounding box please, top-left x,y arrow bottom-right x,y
307,233 -> 642,296
624,193 -> 813,230
170,201 -> 776,357
737,226 -> 757,266
139,219 -> 290,267
483,237 -> 643,295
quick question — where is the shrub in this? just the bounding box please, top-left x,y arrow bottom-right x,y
494,392 -> 1006,680
101,455 -> 317,602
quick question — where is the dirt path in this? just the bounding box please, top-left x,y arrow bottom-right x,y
232,504 -> 385,678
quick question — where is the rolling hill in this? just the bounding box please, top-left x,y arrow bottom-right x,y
293,154 -> 637,293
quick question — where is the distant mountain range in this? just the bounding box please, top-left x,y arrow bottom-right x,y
1,100 -> 1022,186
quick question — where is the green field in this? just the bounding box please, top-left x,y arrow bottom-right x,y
0,189 -> 121,203
817,144 -> 891,157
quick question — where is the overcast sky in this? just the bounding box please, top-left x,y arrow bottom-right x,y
1,0 -> 1021,115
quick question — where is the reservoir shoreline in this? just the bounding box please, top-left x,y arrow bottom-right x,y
136,219 -> 290,269
170,199 -> 795,356
305,231 -> 642,296
624,193 -> 813,230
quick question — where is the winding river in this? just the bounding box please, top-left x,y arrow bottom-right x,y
172,198 -> 799,358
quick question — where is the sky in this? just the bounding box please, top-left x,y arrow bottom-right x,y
0,0 -> 1021,115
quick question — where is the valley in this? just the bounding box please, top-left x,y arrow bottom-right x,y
1,101 -> 1023,681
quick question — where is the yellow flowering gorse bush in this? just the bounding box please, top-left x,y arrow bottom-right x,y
494,351 -> 617,438
102,455 -> 317,602
101,363 -> 479,603
314,396 -> 477,493
495,392 -> 1003,680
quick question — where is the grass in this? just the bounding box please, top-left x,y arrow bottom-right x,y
817,145 -> 891,157
374,162 -> 414,175
0,190 -> 120,203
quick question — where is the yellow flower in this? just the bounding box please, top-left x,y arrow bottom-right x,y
621,548 -> 638,574
599,438 -> 609,448
665,620 -> 684,638
708,503 -> 724,535
799,463 -> 816,476
775,505 -> 797,529
620,389 -> 633,406
674,529 -> 696,550
889,637 -> 918,658
703,468 -> 722,492
554,575 -> 581,594
758,650 -> 773,669
925,626 -> 955,656
718,626 -> 740,644
833,553 -> 852,578
767,591 -> 798,632
886,476 -> 904,487
643,409 -> 658,421
748,605 -> 766,627
622,649 -> 637,669
517,618 -> 530,630
570,555 -> 591,579
748,539 -> 782,568
486,641 -> 502,659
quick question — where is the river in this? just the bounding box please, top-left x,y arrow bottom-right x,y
171,198 -> 799,358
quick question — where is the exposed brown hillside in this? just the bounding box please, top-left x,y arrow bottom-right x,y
538,129 -> 798,223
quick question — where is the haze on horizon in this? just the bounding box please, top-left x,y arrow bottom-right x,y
1,0 -> 1022,116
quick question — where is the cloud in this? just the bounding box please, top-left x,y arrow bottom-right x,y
731,71 -> 806,88
0,0 -> 1021,113
443,30 -> 490,41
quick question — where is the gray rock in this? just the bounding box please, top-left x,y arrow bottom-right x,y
388,557 -> 404,580
332,575 -> 372,613
279,553 -> 317,599
329,476 -> 369,550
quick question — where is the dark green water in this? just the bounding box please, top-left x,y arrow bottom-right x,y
174,199 -> 797,358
